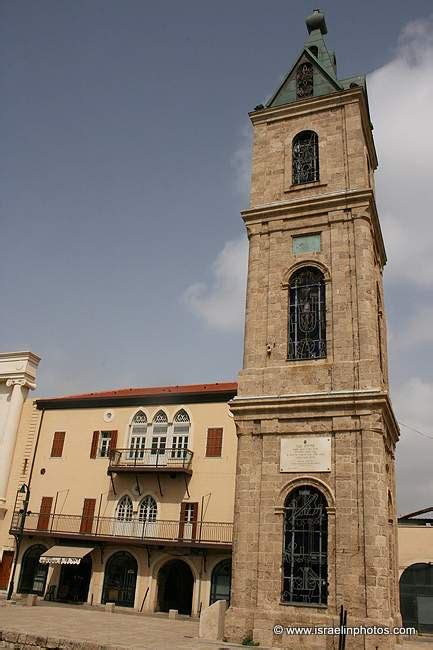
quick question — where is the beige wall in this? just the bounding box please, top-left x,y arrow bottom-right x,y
19,400 -> 236,524
398,525 -> 433,576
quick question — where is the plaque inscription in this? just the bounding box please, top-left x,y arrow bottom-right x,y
280,436 -> 331,473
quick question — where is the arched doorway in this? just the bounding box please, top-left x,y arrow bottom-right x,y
102,552 -> 137,608
210,559 -> 231,605
18,545 -> 48,595
400,563 -> 433,632
157,559 -> 194,615
57,555 -> 92,602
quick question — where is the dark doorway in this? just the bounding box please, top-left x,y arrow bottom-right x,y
157,559 -> 194,615
102,551 -> 137,608
18,545 -> 48,595
400,563 -> 433,633
57,555 -> 92,603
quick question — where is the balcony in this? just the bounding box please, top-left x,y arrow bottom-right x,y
108,448 -> 193,476
10,511 -> 232,550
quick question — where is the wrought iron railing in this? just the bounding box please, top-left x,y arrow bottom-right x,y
108,447 -> 193,471
10,511 -> 232,546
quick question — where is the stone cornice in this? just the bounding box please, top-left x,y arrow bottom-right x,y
242,188 -> 386,267
249,87 -> 378,170
230,389 -> 399,443
0,350 -> 40,386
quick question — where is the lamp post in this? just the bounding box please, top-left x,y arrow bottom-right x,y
7,483 -> 30,600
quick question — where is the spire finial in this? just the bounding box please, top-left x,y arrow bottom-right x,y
305,9 -> 328,35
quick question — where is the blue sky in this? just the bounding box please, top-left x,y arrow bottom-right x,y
1,1 -> 433,512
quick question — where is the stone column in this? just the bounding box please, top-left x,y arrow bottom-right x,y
0,379 -> 34,508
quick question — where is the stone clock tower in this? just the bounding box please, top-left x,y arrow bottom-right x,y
225,10 -> 400,649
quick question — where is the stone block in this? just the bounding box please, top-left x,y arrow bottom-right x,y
26,594 -> 38,607
104,602 -> 115,613
199,599 -> 227,641
168,609 -> 178,620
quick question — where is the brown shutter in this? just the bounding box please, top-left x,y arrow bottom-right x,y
178,502 -> 186,539
191,502 -> 199,540
90,431 -> 99,458
108,430 -> 118,453
206,428 -> 223,457
50,431 -> 65,457
37,497 -> 53,530
80,498 -> 96,534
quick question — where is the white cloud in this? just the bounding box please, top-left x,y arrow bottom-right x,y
182,236 -> 248,331
368,15 -> 433,286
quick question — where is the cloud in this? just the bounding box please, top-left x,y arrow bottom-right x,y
182,236 -> 248,331
368,15 -> 433,286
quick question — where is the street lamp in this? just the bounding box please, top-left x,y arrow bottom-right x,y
7,483 -> 30,600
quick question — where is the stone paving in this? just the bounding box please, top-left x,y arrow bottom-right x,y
0,602 -> 432,649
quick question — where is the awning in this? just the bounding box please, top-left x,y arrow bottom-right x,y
39,546 -> 94,565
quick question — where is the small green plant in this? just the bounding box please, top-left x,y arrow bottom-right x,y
241,631 -> 260,646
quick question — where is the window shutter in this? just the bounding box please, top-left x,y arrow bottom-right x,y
50,431 -> 65,457
80,498 -> 96,534
178,502 -> 186,539
37,497 -> 53,530
191,502 -> 199,540
206,428 -> 223,457
90,431 -> 99,459
109,430 -> 118,453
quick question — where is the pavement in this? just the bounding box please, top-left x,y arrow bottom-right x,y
0,602 -> 432,649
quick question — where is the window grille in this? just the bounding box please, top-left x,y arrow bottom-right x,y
138,495 -> 157,522
296,62 -> 314,98
116,496 -> 133,522
282,487 -> 328,605
292,130 -> 319,185
288,267 -> 326,360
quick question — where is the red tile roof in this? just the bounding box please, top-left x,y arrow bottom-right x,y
42,381 -> 238,402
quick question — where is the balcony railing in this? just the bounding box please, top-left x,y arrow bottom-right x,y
10,511 -> 232,548
108,447 -> 193,474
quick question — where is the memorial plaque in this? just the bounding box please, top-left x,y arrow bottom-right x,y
280,436 -> 331,472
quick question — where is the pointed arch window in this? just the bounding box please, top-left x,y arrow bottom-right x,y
292,130 -> 319,185
128,410 -> 148,460
139,495 -> 157,522
172,409 -> 190,459
296,62 -> 314,99
282,486 -> 328,606
151,410 -> 168,456
116,495 -> 133,522
288,267 -> 326,360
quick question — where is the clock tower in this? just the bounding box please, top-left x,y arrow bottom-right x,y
225,10 -> 400,649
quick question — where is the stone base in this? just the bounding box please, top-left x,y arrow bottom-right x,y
225,606 -> 398,649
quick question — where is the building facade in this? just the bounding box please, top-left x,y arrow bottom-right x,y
0,383 -> 237,615
224,10 -> 400,649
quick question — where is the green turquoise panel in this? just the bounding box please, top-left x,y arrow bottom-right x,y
293,234 -> 321,255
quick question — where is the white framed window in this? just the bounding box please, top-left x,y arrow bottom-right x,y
99,432 -> 112,458
150,411 -> 168,455
171,409 -> 190,458
128,410 -> 148,460
138,495 -> 157,522
116,495 -> 133,522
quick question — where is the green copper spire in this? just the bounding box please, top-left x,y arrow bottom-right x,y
265,9 -> 366,109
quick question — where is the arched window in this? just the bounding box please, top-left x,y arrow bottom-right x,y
172,409 -> 190,459
139,495 -> 157,522
296,62 -> 313,99
282,486 -> 328,605
288,267 -> 326,360
151,411 -> 168,457
210,559 -> 232,605
18,544 -> 48,595
128,410 -> 147,459
102,551 -> 137,607
116,496 -> 133,522
292,130 -> 319,185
